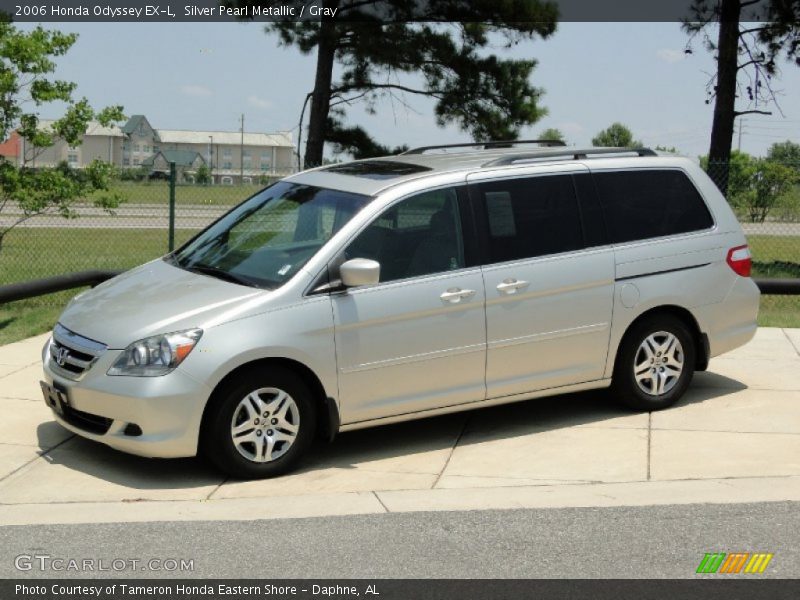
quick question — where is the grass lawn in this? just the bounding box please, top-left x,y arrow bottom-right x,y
0,227 -> 196,345
95,181 -> 263,206
749,234 -> 800,327
0,229 -> 798,345
0,292 -> 72,346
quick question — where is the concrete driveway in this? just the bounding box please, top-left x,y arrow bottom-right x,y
0,328 -> 798,526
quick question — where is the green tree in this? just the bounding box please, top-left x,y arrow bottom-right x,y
0,20 -> 125,252
748,159 -> 798,223
702,149 -> 756,202
591,123 -> 642,147
235,1 -> 558,165
326,108 -> 408,159
701,150 -> 797,222
683,0 -> 800,192
539,127 -> 565,143
655,145 -> 679,153
195,164 -> 212,185
767,140 -> 800,166
724,151 -> 758,203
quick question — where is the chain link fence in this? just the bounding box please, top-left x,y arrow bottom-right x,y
0,173 -> 279,342
704,160 -> 800,327
1,158 -> 798,341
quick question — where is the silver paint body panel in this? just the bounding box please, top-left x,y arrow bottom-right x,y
43,154 -> 759,457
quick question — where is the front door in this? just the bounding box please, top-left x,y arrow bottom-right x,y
332,186 -> 487,424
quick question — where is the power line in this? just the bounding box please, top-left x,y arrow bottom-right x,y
744,125 -> 800,131
745,134 -> 798,139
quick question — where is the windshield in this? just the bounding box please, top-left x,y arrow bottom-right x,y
171,182 -> 371,289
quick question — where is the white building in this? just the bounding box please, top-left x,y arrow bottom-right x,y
21,114 -> 297,184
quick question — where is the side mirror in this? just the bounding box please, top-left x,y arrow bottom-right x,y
340,258 -> 380,288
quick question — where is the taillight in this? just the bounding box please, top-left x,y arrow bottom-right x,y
726,245 -> 752,277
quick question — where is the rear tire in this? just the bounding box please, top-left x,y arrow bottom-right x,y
202,367 -> 317,479
611,314 -> 696,411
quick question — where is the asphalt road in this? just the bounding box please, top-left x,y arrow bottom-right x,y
2,501 -> 797,579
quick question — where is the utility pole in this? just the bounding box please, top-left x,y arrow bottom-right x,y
240,113 -> 244,185
737,117 -> 745,152
207,135 -> 213,185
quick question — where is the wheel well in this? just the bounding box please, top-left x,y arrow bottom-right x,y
200,358 -> 337,443
618,305 -> 709,371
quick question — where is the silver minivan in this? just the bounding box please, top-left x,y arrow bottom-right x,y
41,144 -> 760,478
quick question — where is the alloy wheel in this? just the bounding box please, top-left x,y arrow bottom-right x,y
633,331 -> 684,396
230,387 -> 300,463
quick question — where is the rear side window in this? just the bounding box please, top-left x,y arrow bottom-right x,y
593,170 -> 713,243
473,174 -> 583,263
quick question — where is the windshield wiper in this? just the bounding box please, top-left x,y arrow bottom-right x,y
184,264 -> 261,288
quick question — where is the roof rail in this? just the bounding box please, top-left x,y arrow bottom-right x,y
482,147 -> 658,167
401,139 -> 566,155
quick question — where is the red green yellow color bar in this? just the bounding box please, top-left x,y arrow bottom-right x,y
696,552 -> 774,574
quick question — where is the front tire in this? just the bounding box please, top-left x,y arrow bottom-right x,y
611,314 -> 696,411
202,367 -> 317,479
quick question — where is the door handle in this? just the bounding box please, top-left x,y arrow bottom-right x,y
440,287 -> 476,303
496,278 -> 529,294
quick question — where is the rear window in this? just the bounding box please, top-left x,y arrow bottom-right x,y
593,169 -> 713,243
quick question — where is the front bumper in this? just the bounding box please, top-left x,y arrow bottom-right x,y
41,340 -> 212,458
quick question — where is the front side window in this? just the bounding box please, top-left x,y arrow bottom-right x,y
593,169 -> 714,243
172,182 -> 370,288
345,187 -> 465,283
474,174 -> 583,264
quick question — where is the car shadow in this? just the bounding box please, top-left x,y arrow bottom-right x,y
35,371 -> 748,490
35,424 -> 222,492
289,370 -> 748,477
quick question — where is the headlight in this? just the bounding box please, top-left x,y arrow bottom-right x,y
107,329 -> 202,377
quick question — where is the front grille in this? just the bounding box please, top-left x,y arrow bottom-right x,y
49,324 -> 107,381
61,405 -> 113,435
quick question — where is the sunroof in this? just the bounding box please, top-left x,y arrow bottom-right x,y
325,160 -> 431,180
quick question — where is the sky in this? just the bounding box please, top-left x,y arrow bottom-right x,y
18,21 -> 800,159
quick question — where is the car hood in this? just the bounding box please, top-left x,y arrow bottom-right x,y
58,259 -> 265,348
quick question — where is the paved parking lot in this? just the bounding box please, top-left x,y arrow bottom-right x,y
0,328 -> 798,526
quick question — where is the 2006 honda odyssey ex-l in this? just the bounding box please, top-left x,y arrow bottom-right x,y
41,142 -> 760,478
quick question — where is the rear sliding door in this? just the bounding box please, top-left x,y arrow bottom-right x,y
468,167 -> 616,398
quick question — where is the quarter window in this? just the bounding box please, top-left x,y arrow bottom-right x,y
593,170 -> 713,243
474,175 -> 583,263
345,187 -> 465,283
